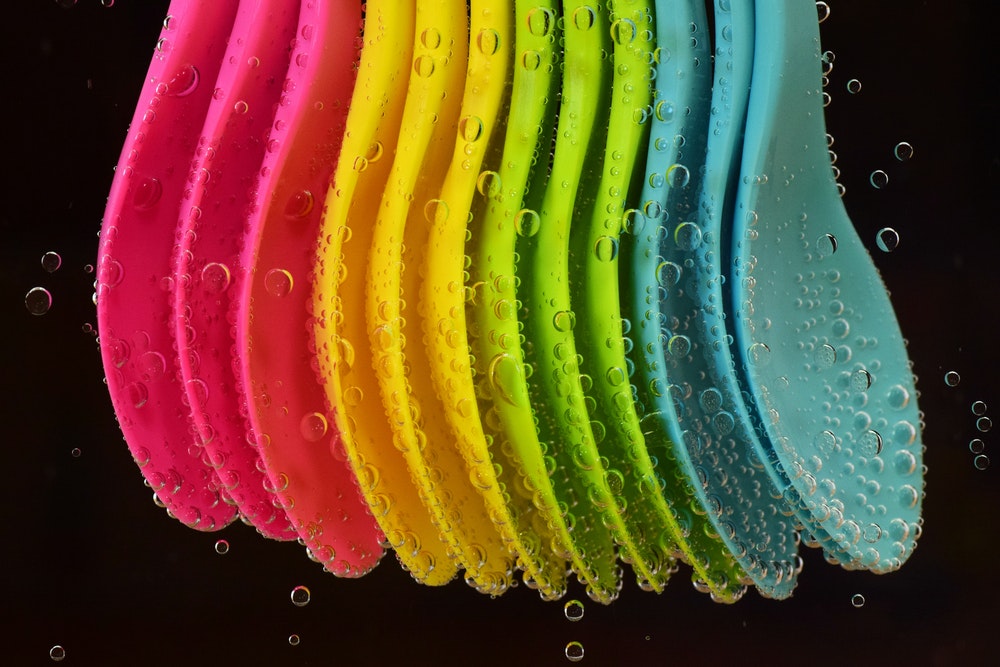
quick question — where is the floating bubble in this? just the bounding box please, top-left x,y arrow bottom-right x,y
215,539 -> 230,555
565,641 -> 585,662
969,439 -> 985,455
972,400 -> 987,416
290,585 -> 311,607
851,593 -> 865,608
846,78 -> 862,94
71,448 -> 82,458
49,645 -> 66,661
25,287 -> 53,315
977,417 -> 992,433
288,634 -> 301,647
564,599 -> 585,621
875,228 -> 899,253
869,170 -> 889,189
816,1 -> 830,23
41,251 -> 62,273
974,455 -> 990,471
893,141 -> 914,161
943,371 -> 961,387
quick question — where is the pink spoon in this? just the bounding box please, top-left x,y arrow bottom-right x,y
234,0 -> 384,575
96,0 -> 240,530
171,0 -> 300,541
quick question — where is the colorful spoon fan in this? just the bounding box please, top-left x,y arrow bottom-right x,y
97,0 -> 924,602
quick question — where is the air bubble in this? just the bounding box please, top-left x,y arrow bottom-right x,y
573,6 -> 595,30
977,417 -> 992,433
943,371 -> 961,387
25,287 -> 53,315
816,2 -> 830,23
514,209 -> 540,237
290,585 -> 311,607
300,412 -> 328,442
666,163 -> 690,188
201,263 -> 231,294
285,190 -> 314,218
972,400 -> 987,416
264,269 -> 294,296
594,236 -> 619,262
71,448 -> 82,458
564,599 -> 585,621
673,222 -> 702,251
816,234 -> 837,256
869,170 -> 889,189
565,641 -> 585,662
49,645 -> 66,662
288,634 -> 301,646
851,593 -> 865,608
41,251 -> 62,273
894,142 -> 914,161
969,439 -> 985,455
851,369 -> 872,392
974,455 -> 990,470
215,539 -> 230,554
846,79 -> 862,94
747,342 -> 771,367
875,228 -> 899,253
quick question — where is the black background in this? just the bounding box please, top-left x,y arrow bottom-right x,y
2,1 -> 998,665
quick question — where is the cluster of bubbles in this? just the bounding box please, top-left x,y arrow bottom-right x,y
943,371 -> 992,470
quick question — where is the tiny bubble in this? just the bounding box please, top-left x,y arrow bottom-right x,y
41,252 -> 62,273
974,454 -> 990,470
943,371 -> 961,387
875,228 -> 899,253
969,439 -> 985,454
972,400 -> 987,416
290,585 -> 311,607
25,287 -> 53,315
977,416 -> 992,433
49,645 -> 66,661
894,142 -> 914,161
215,539 -> 230,555
84,264 -> 94,274
288,634 -> 301,647
869,170 -> 889,189
851,593 -> 865,608
846,78 -> 862,94
565,641 -> 585,662
71,448 -> 81,458
564,599 -> 585,621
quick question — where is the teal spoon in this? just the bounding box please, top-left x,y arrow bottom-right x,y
622,0 -> 749,601
728,0 -> 923,573
640,0 -> 802,598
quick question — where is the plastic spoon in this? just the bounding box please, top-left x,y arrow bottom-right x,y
366,0 -> 514,595
729,0 -> 923,573
622,0 -> 749,601
96,0 -> 240,531
312,1 -> 459,586
171,0 -> 299,541
236,0 -> 383,577
467,2 -> 571,601
569,0 -> 682,594
519,1 -> 640,602
643,0 -> 802,599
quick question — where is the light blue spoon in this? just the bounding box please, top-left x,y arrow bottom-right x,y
728,0 -> 924,572
639,0 -> 802,598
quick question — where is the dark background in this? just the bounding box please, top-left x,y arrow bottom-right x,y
2,1 -> 997,665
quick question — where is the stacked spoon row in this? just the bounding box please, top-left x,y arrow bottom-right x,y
95,0 -> 924,604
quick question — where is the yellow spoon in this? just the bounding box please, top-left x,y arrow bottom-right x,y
312,0 -> 457,585
367,0 -> 515,595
